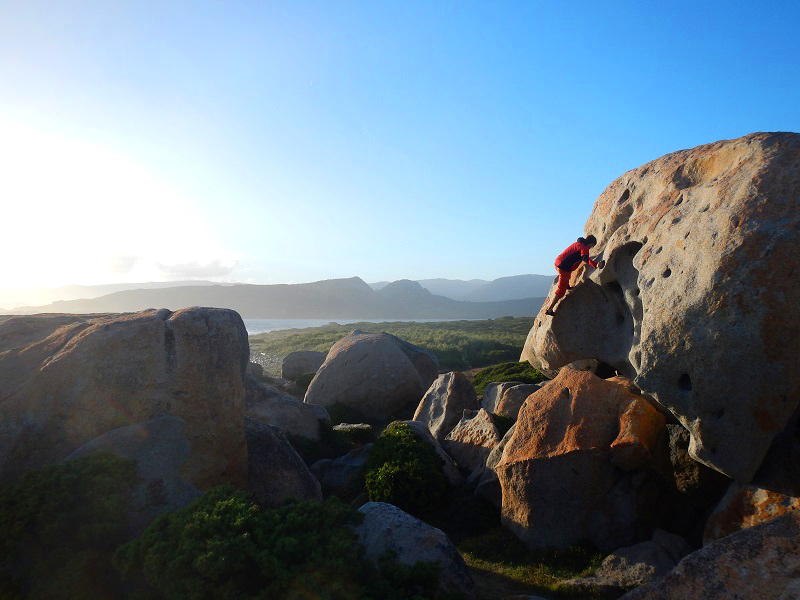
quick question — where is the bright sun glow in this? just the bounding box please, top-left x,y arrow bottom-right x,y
0,120 -> 239,289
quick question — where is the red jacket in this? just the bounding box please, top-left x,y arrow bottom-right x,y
555,241 -> 598,272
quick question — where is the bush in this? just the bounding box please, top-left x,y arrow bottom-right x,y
0,452 -> 137,598
115,488 -> 448,599
472,362 -> 546,397
364,423 -> 449,518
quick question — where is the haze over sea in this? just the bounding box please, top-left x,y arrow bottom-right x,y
244,318 -> 472,335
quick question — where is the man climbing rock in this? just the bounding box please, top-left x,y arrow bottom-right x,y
544,235 -> 605,316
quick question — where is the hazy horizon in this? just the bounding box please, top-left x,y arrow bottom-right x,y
2,2 -> 798,292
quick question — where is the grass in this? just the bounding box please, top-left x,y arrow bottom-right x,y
249,316 -> 534,376
458,527 -> 611,599
472,361 -> 546,397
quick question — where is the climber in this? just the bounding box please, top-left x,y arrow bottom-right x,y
544,235 -> 605,316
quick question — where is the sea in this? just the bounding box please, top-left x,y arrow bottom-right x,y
243,318 -> 469,335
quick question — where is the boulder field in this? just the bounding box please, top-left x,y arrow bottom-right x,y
522,132 -> 800,483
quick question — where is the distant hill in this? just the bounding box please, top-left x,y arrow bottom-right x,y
11,277 -> 545,319
0,280 -> 229,312
369,275 -> 554,302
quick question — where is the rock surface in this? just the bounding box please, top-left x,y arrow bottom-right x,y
494,383 -> 542,420
356,502 -> 475,599
66,415 -> 200,535
245,374 -> 330,442
567,530 -> 692,593
0,308 -> 249,489
621,510 -> 800,599
244,417 -> 322,506
442,408 -> 501,473
522,133 -> 800,482
482,381 -> 523,414
497,369 -> 666,551
304,331 -> 438,421
310,443 -> 372,500
414,371 -> 479,441
281,350 -> 326,379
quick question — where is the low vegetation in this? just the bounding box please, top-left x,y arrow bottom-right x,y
364,422 -> 450,519
115,487 -> 452,600
0,453 -> 136,598
249,317 -> 534,375
471,361 -> 546,397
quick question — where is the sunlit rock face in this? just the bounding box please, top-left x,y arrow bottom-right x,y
0,308 -> 250,489
522,132 -> 800,482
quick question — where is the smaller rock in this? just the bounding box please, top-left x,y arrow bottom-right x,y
482,381 -> 523,414
414,372 -> 479,441
567,529 -> 691,592
473,423 -> 516,508
244,417 -> 322,507
66,416 -> 200,536
281,350 -> 326,380
356,502 -> 475,599
246,374 -> 330,442
621,511 -> 800,599
310,444 -> 373,500
703,481 -> 800,545
247,361 -> 265,378
443,408 -> 501,473
494,384 -> 542,420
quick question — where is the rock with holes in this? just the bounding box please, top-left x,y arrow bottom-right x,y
621,510 -> 800,600
414,371 -> 479,441
522,132 -> 800,483
304,330 -> 438,421
497,369 -> 666,551
0,308 -> 249,489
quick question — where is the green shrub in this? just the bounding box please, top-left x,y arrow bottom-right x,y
0,452 -> 137,598
364,423 -> 449,518
472,362 -> 546,397
115,488 -> 449,600
490,413 -> 516,438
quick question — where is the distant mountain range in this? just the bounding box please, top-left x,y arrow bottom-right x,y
370,274 -> 554,301
2,277 -> 547,319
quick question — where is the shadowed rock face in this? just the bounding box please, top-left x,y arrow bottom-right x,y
523,132 -> 800,482
0,307 -> 250,489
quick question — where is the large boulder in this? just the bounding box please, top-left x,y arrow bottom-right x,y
413,371 -> 479,441
522,133 -> 800,482
355,502 -> 475,599
442,408 -> 501,474
244,417 -> 322,507
281,350 -> 326,380
304,331 -> 438,421
66,415 -> 200,536
0,308 -> 249,489
245,374 -> 330,442
621,510 -> 800,599
496,369 -> 666,551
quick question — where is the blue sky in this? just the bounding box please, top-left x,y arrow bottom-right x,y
1,1 -> 798,290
